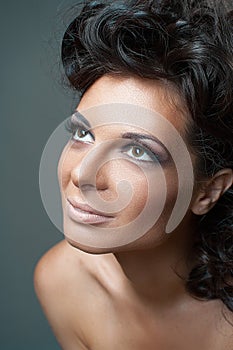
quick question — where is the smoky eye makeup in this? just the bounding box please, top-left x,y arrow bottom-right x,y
121,145 -> 159,165
121,132 -> 170,164
121,141 -> 167,165
64,113 -> 170,165
65,114 -> 95,143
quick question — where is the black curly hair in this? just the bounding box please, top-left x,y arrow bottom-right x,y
61,0 -> 233,314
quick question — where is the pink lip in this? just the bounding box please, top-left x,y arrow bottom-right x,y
66,197 -> 114,224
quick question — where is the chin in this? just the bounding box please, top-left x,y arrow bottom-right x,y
65,236 -> 116,255
64,233 -> 160,256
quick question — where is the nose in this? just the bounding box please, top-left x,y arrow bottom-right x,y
70,144 -> 108,191
69,140 -> 134,214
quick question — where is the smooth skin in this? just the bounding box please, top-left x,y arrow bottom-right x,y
34,75 -> 233,350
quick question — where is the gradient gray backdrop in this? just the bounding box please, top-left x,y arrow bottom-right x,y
0,1 -> 81,349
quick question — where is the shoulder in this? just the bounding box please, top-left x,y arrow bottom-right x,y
33,240 -> 119,349
34,239 -> 98,348
34,240 -> 88,295
33,239 -> 115,294
33,239 -> 107,309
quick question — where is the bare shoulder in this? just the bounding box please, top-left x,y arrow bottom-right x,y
34,239 -> 99,349
34,240 -> 88,296
33,239 -> 113,295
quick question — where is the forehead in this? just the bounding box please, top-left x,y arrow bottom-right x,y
77,74 -> 190,136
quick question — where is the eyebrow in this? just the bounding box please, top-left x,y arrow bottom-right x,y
121,132 -> 169,153
72,111 -> 92,128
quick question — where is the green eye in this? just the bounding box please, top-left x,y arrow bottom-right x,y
123,143 -> 159,163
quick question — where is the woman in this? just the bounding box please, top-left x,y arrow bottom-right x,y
34,1 -> 233,349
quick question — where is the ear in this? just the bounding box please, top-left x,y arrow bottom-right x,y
191,168 -> 233,215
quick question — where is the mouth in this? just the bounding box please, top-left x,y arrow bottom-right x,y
66,197 -> 115,225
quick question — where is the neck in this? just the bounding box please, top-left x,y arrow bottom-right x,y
113,215 -> 197,308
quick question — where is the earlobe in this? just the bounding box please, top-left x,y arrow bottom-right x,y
191,194 -> 214,215
191,168 -> 233,216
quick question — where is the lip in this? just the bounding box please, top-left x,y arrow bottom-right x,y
66,197 -> 114,224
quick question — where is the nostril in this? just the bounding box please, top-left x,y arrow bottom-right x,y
79,183 -> 96,191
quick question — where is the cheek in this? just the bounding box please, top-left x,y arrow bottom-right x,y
135,165 -> 179,230
115,163 -> 173,223
95,159 -> 151,222
158,166 -> 179,219
128,168 -> 179,248
124,172 -> 149,220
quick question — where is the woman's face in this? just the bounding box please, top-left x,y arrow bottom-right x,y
58,75 -> 197,253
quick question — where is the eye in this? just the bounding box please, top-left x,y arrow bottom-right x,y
65,117 -> 95,144
122,143 -> 159,163
72,126 -> 94,143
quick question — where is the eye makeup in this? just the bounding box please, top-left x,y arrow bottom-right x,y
121,141 -> 166,164
65,114 -> 170,164
65,114 -> 95,142
121,132 -> 170,163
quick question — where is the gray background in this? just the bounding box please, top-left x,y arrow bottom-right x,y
1,1 -> 80,349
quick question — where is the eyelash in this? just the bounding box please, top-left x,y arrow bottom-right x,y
65,118 -> 161,164
121,142 -> 160,163
65,118 -> 95,142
